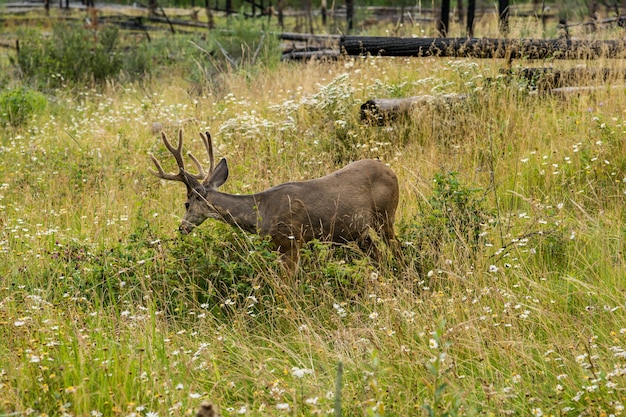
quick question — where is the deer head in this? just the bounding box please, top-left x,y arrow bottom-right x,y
149,130 -> 229,234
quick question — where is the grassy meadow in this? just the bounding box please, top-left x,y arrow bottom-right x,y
1,13 -> 626,417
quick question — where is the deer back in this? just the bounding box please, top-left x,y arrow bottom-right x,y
252,159 -> 398,250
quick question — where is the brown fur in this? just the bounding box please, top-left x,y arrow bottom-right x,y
150,130 -> 399,269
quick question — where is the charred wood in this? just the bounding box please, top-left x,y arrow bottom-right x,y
502,67 -> 626,90
340,36 -> 626,59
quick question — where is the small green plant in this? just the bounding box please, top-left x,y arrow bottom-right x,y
422,320 -> 471,417
414,171 -> 490,257
429,172 -> 488,243
361,350 -> 388,417
0,86 -> 47,127
301,73 -> 362,162
400,171 -> 491,269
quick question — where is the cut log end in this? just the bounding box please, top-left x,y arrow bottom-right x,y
196,402 -> 220,417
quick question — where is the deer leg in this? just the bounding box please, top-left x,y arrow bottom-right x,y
359,222 -> 400,266
358,227 -> 379,256
279,249 -> 299,275
374,217 -> 405,267
275,236 -> 301,274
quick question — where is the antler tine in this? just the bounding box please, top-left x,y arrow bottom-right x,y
186,130 -> 215,180
164,130 -> 185,170
149,153 -> 179,181
186,151 -> 207,180
180,131 -> 215,183
200,131 -> 215,176
149,129 -> 215,184
148,130 -> 189,183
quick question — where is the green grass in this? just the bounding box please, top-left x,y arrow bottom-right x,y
1,17 -> 626,417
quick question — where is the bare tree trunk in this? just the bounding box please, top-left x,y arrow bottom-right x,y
345,0 -> 354,32
304,0 -> 313,33
466,0 -> 475,36
587,0 -> 598,31
558,18 -> 569,39
437,0 -> 450,36
456,0 -> 464,24
588,0 -> 598,17
87,5 -> 97,28
498,0 -> 509,34
277,0 -> 284,27
540,0 -> 547,33
205,0 -> 214,29
321,0 -> 327,26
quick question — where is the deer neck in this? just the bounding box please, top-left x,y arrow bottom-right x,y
208,191 -> 259,234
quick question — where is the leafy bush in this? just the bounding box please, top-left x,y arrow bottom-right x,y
163,225 -> 279,314
400,172 -> 492,268
211,16 -> 279,68
15,25 -> 149,88
428,172 -> 489,245
0,86 -> 47,127
14,20 -> 280,92
180,18 -> 280,92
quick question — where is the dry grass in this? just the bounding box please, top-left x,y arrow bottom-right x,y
1,30 -> 626,417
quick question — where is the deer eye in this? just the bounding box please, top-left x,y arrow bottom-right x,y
185,202 -> 190,210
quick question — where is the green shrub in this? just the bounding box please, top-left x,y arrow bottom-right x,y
15,25 -> 149,88
428,172 -> 489,245
14,20 -> 280,91
182,18 -> 280,92
211,16 -> 279,68
400,172 -> 492,269
0,86 -> 47,127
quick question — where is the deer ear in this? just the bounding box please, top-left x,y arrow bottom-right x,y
205,158 -> 228,188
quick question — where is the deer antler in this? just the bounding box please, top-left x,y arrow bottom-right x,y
200,131 -> 215,180
149,130 -> 210,183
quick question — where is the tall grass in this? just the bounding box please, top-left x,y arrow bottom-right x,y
1,29 -> 626,417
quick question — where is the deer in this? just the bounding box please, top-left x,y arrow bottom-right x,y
149,129 -> 399,270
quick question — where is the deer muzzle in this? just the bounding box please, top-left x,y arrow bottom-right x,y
178,221 -> 196,234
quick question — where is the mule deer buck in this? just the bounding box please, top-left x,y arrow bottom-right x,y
149,130 -> 399,270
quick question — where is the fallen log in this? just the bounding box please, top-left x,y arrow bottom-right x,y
362,84 -> 624,125
281,49 -> 340,61
361,93 -> 467,124
0,41 -> 18,50
146,15 -> 209,28
277,32 -> 340,42
340,36 -> 626,60
501,67 -> 626,89
548,84 -> 626,98
564,15 -> 626,28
